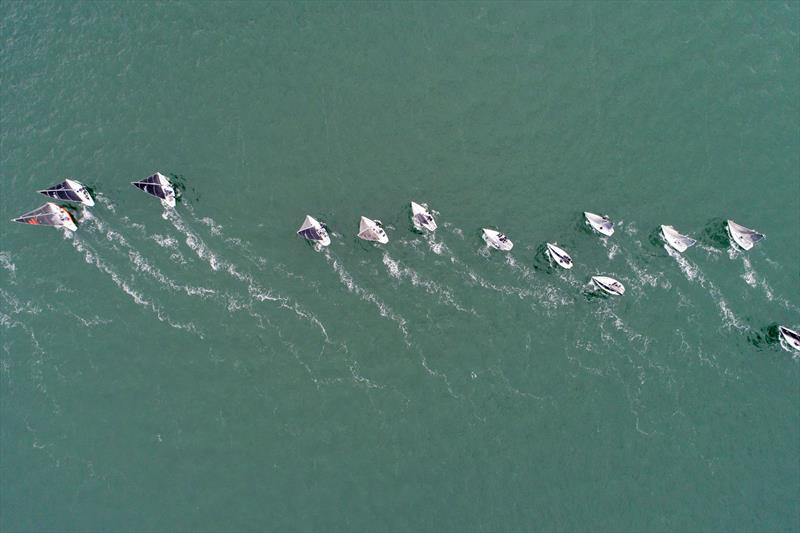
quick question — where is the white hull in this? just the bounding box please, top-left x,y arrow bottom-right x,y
584,212 -> 614,236
482,228 -> 513,251
546,242 -> 573,269
65,179 -> 94,207
411,202 -> 437,232
297,215 -> 331,246
358,216 -> 388,244
661,225 -> 696,253
727,220 -> 764,251
38,178 -> 95,207
591,275 -> 625,296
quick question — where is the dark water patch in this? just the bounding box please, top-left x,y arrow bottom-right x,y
167,173 -> 189,204
699,218 -> 731,250
531,242 -> 554,272
747,323 -> 783,351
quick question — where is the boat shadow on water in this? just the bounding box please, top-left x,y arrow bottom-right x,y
746,323 -> 786,352
698,218 -> 731,250
582,286 -> 611,302
531,242 -> 554,273
575,212 -> 597,235
167,173 -> 189,204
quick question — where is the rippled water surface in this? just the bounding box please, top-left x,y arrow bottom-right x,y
1,2 -> 798,530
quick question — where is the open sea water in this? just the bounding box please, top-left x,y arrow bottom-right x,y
1,2 -> 798,531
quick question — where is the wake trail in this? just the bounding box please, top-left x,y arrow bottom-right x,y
740,254 -> 798,313
163,208 -> 331,343
81,210 -> 217,301
381,251 -> 478,316
67,232 -> 202,337
95,197 -> 343,386
664,245 -> 749,332
323,249 -> 460,398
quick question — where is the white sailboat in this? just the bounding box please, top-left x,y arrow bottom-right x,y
482,228 -> 513,251
357,216 -> 388,244
297,215 -> 331,246
132,172 -> 176,207
778,326 -> 800,352
584,212 -> 614,236
661,225 -> 696,253
546,242 -> 574,269
411,202 -> 437,232
38,179 -> 94,206
591,275 -> 625,296
727,220 -> 764,251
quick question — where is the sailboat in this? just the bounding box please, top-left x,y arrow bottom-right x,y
297,215 -> 331,246
131,172 -> 176,207
12,202 -> 77,231
482,228 -> 513,251
411,202 -> 437,232
546,242 -> 574,269
661,225 -> 696,253
38,179 -> 94,206
590,275 -> 625,296
584,212 -> 614,236
357,216 -> 388,244
778,326 -> 800,352
727,220 -> 764,251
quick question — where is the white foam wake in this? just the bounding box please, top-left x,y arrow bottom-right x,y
164,208 -> 330,342
70,236 -> 202,337
324,250 -> 461,398
82,210 -> 216,299
0,251 -> 17,277
324,250 -> 410,343
740,255 -> 797,312
505,253 -> 535,281
662,244 -> 747,331
381,252 -> 477,316
664,244 -> 700,281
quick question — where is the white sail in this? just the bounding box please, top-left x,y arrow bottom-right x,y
297,215 -> 330,246
546,242 -> 574,269
482,228 -> 513,251
661,225 -> 696,253
584,212 -> 614,236
410,201 -> 437,232
132,172 -> 176,207
591,275 -> 625,296
357,216 -> 388,244
38,178 -> 94,206
727,220 -> 764,251
12,202 -> 77,231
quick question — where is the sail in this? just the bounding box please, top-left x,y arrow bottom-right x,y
727,220 -> 764,250
132,172 -> 176,206
358,216 -> 387,242
133,173 -> 169,200
38,179 -> 85,204
584,212 -> 614,236
12,202 -> 75,229
547,243 -> 573,268
592,276 -> 625,295
297,215 -> 323,241
358,216 -> 374,234
661,225 -> 696,252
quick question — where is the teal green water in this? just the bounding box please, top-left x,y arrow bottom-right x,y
2,2 -> 798,530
